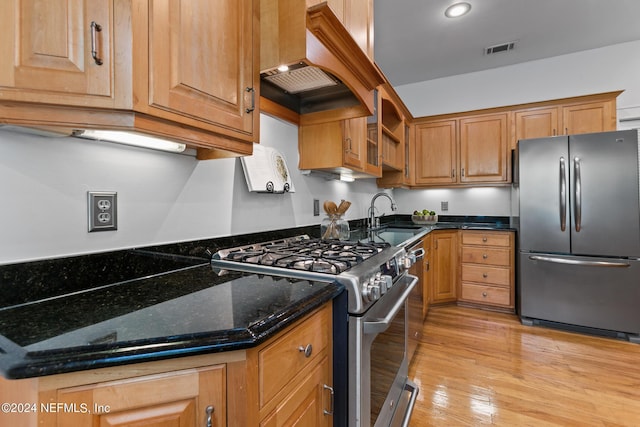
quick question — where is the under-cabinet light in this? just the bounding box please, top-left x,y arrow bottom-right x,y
339,173 -> 355,182
72,130 -> 187,153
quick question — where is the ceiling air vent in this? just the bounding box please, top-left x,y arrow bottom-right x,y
485,41 -> 516,55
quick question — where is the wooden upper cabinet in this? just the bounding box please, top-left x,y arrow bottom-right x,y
0,0 -> 121,108
414,120 -> 457,185
344,0 -> 374,59
308,0 -> 373,59
514,107 -> 560,141
513,94 -> 618,148
459,113 -> 509,183
141,0 -> 258,141
299,117 -> 382,177
0,0 -> 259,156
562,100 -> 616,135
343,117 -> 367,170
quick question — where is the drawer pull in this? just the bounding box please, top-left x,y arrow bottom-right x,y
482,237 -> 488,242
205,405 -> 214,427
482,254 -> 488,259
298,344 -> 313,358
482,273 -> 488,278
482,292 -> 488,297
323,384 -> 335,415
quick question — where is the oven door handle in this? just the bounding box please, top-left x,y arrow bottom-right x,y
363,274 -> 418,335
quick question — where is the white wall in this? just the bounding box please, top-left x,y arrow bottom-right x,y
395,39 -> 640,117
3,40 -> 639,264
0,115 -> 388,264
391,39 -> 640,218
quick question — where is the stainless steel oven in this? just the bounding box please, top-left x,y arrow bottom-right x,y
350,273 -> 418,427
210,235 -> 420,426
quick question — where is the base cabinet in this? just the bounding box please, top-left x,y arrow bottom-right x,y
429,230 -> 459,304
247,303 -> 333,427
53,365 -> 226,427
458,230 -> 515,312
0,303 -> 334,427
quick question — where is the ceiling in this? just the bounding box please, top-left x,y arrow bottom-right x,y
374,0 -> 640,87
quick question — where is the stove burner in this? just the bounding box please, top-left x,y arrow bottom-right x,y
221,237 -> 390,274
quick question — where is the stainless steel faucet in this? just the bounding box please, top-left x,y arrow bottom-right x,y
368,192 -> 397,230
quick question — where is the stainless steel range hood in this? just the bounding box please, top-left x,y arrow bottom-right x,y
260,1 -> 384,124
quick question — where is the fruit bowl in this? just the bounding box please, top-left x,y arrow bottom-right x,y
412,214 -> 438,225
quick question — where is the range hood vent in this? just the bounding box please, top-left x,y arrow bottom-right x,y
263,65 -> 337,94
260,2 -> 384,121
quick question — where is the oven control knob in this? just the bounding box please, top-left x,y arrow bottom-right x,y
362,280 -> 381,302
373,273 -> 393,294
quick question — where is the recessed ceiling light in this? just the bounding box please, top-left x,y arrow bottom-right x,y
445,2 -> 471,18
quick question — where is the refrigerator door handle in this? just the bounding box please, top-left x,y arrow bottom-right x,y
574,157 -> 582,232
559,157 -> 567,232
529,255 -> 630,268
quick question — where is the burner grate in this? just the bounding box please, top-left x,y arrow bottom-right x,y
219,237 -> 390,274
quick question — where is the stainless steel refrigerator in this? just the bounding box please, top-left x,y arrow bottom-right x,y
517,129 -> 640,342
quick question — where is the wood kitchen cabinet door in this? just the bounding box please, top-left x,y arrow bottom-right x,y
343,117 -> 367,170
142,0 -> 258,141
0,0 -> 121,108
459,113 -> 509,183
430,230 -> 459,304
414,120 -> 458,185
54,365 -> 226,427
562,100 -> 616,135
514,107 -> 560,142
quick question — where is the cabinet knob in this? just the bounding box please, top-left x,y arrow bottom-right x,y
482,254 -> 488,259
482,273 -> 488,278
482,237 -> 488,242
298,344 -> 313,358
482,292 -> 488,297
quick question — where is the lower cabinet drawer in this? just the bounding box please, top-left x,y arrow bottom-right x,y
460,282 -> 510,306
461,246 -> 511,266
461,264 -> 510,286
258,305 -> 331,409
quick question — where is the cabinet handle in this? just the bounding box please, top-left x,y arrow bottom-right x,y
323,384 -> 335,415
461,168 -> 465,177
482,237 -> 487,242
482,273 -> 488,278
451,169 -> 455,178
425,260 -> 429,271
298,344 -> 313,358
482,292 -> 488,297
345,137 -> 352,153
205,405 -> 214,427
90,21 -> 103,66
482,254 -> 488,259
245,87 -> 256,113
553,128 -> 557,136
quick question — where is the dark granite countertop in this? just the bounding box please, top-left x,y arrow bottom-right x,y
350,215 -> 515,247
0,257 -> 342,379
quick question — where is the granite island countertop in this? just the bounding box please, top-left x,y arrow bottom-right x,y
0,262 -> 342,379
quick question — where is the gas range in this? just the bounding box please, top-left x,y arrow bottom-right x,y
211,235 -> 409,315
211,234 -> 420,427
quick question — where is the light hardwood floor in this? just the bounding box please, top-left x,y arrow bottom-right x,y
408,306 -> 640,426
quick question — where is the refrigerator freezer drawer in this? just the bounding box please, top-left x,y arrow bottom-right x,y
519,252 -> 640,336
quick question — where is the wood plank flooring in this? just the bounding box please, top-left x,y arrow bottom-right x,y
408,306 -> 640,426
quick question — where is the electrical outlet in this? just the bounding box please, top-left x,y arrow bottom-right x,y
441,201 -> 449,211
313,199 -> 320,216
88,191 -> 117,232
